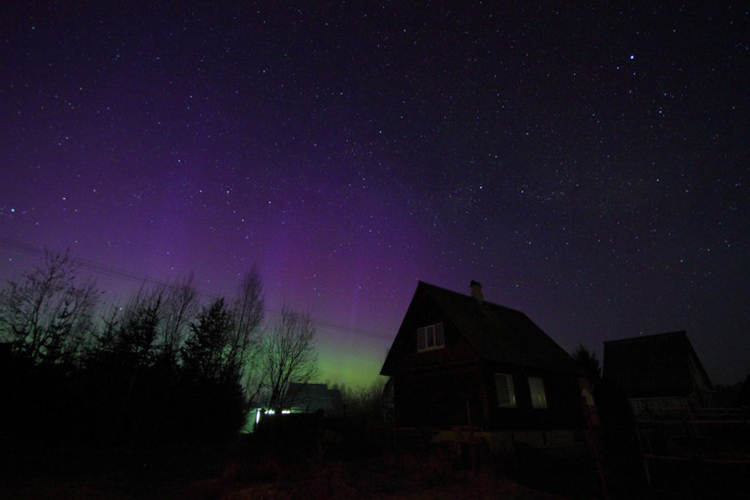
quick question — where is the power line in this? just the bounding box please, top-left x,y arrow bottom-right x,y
0,236 -> 394,341
0,236 -> 191,293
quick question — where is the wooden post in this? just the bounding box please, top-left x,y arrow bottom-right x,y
466,399 -> 476,472
582,396 -> 609,499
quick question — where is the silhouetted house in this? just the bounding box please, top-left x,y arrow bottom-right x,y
287,382 -> 344,415
380,281 -> 592,445
603,331 -> 715,415
248,383 -> 344,433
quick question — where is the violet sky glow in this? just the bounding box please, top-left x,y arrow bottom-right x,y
1,2 -> 748,387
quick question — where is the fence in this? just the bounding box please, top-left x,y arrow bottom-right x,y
635,407 -> 750,485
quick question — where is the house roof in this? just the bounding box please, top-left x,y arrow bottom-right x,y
287,382 -> 344,414
381,281 -> 585,376
603,331 -> 713,399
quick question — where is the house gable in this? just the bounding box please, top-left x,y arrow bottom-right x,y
381,281 -> 584,377
381,287 -> 480,375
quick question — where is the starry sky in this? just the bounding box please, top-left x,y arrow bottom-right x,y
1,2 -> 748,387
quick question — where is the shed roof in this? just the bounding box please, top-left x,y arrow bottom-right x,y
603,331 -> 713,399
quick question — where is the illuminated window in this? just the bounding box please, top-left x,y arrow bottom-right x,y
417,322 -> 444,352
528,377 -> 548,409
495,373 -> 516,407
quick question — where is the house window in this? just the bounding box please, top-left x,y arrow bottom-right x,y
495,373 -> 516,407
417,322 -> 444,351
528,377 -> 548,409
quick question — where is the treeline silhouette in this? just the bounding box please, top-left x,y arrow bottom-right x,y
0,252 -> 263,449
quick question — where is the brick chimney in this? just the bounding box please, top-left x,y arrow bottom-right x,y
470,280 -> 484,305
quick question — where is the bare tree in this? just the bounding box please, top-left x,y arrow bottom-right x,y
0,250 -> 99,365
157,273 -> 198,364
260,305 -> 320,412
113,286 -> 164,366
87,286 -> 166,443
228,266 -> 264,385
341,377 -> 388,420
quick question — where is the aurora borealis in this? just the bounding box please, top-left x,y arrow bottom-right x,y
1,2 -> 748,387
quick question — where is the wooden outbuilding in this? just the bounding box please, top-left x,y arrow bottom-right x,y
604,331 -> 715,415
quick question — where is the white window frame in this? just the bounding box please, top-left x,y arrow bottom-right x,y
528,376 -> 548,409
417,322 -> 444,352
495,373 -> 517,408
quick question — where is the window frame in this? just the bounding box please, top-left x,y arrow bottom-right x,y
528,376 -> 548,409
417,322 -> 445,352
495,373 -> 517,408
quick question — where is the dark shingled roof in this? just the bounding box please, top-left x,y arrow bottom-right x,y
382,281 -> 584,375
604,331 -> 713,399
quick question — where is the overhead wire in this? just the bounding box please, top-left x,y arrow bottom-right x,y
0,236 -> 394,341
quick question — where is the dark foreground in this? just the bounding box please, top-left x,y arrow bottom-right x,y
0,444 -> 572,500
1,438 -> 748,500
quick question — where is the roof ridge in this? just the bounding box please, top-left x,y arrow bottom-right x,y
604,330 -> 687,345
417,280 -> 524,315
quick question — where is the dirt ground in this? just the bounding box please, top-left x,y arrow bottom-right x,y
3,441 -> 746,500
0,445 -> 586,500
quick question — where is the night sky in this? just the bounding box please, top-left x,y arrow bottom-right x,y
1,2 -> 748,387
